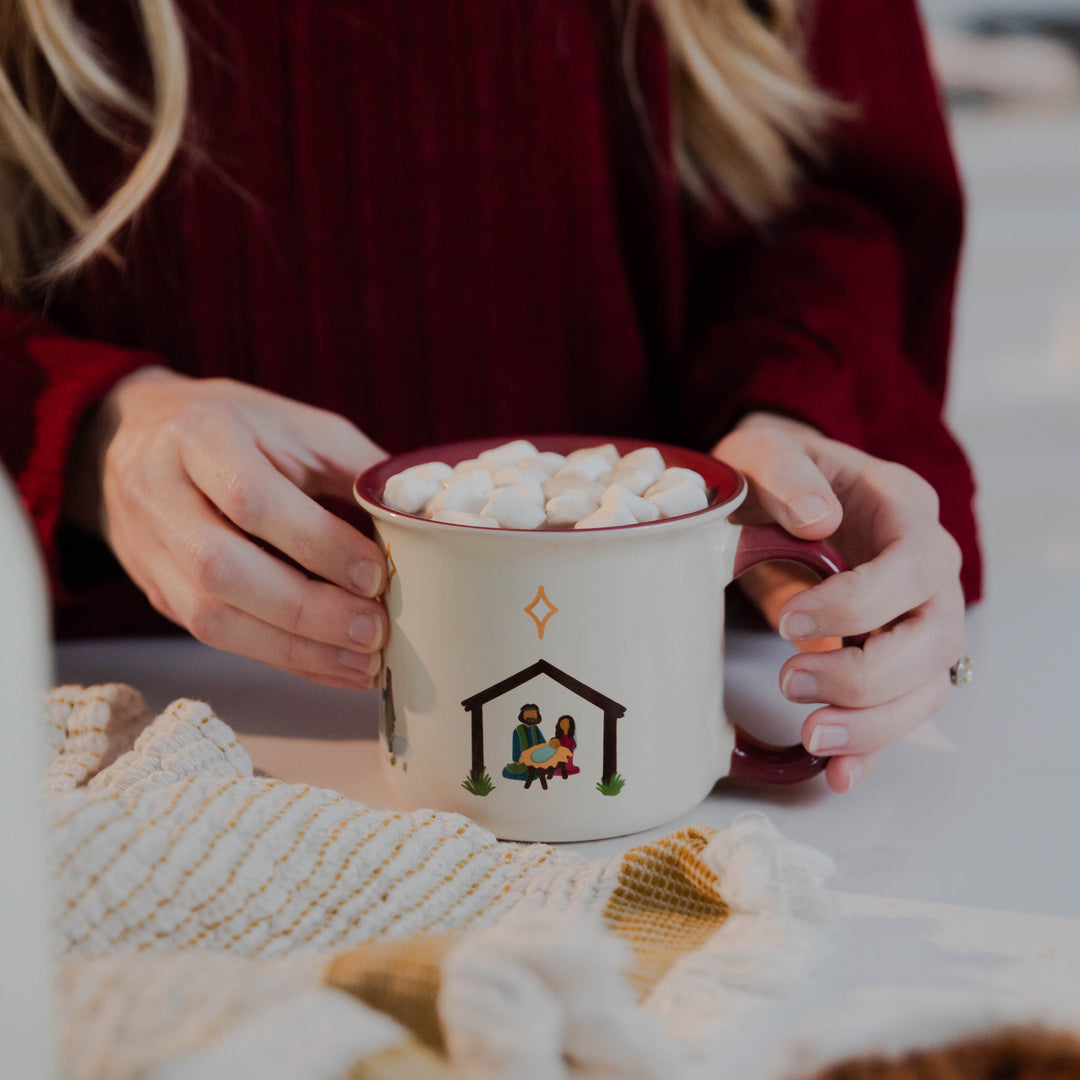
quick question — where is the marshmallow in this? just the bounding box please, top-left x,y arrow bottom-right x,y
448,468 -> 493,492
603,466 -> 655,497
427,476 -> 492,516
543,474 -> 605,500
554,454 -> 610,483
545,490 -> 602,526
566,443 -> 620,467
442,468 -> 492,496
492,465 -> 547,487
481,488 -> 548,529
453,458 -> 487,477
518,452 -> 567,476
431,510 -> 500,528
477,440 -> 539,471
645,467 -> 707,496
618,446 -> 665,476
400,461 -> 454,484
574,501 -> 637,529
647,481 -> 709,518
382,474 -> 440,514
508,478 -> 545,506
601,483 -> 661,523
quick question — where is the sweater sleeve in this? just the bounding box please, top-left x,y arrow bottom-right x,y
678,0 -> 982,602
0,303 -> 157,603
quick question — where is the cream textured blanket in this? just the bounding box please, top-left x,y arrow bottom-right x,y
46,684 -> 836,1080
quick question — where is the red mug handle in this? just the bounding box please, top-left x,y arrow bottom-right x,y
727,523 -> 860,785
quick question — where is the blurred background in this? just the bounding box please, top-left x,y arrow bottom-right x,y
925,0 -> 1080,107
918,0 -> 1078,638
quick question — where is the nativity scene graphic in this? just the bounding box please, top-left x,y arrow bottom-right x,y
502,705 -> 579,786
460,659 -> 627,797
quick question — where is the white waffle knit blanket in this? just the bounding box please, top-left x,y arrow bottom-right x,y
45,684 -> 837,1080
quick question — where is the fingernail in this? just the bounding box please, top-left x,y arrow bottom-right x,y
791,494 -> 832,526
807,724 -> 848,755
782,669 -> 818,702
350,560 -> 382,598
840,758 -> 864,793
779,611 -> 816,640
348,613 -> 381,649
340,648 -> 379,675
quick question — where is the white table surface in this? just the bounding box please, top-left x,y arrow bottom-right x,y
55,103 -> 1080,1036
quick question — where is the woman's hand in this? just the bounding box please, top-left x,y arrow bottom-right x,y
714,412 -> 966,793
69,367 -> 389,689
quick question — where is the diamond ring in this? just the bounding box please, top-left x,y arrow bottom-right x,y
949,657 -> 973,686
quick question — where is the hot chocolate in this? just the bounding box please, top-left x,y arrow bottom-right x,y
381,439 -> 709,529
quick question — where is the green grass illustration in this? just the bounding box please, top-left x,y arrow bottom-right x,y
461,769 -> 495,797
596,772 -> 625,797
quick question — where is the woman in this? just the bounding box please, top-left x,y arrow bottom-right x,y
0,0 -> 978,793
555,716 -> 581,777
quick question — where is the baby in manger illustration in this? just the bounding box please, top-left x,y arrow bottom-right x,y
502,704 -> 580,789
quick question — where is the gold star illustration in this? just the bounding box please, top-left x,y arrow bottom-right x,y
524,586 -> 558,639
385,545 -> 397,586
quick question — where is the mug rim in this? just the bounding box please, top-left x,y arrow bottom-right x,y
353,434 -> 746,534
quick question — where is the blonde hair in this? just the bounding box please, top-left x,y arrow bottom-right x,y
0,0 -> 831,295
0,0 -> 188,294
644,0 -> 836,216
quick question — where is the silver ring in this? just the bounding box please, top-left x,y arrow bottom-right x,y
949,657 -> 973,686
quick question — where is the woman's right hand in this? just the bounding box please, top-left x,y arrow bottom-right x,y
69,367 -> 389,689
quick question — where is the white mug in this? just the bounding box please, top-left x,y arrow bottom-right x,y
355,436 -> 849,842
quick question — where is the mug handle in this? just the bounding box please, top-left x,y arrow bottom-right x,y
726,522 -> 862,784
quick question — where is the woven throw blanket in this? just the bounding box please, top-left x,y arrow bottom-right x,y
46,684 -> 837,1080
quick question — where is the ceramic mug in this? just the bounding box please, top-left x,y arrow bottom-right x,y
355,435 -> 849,842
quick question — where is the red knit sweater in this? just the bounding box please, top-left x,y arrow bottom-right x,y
1,0 -> 982,637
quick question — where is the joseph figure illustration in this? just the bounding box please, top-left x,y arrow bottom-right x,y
502,703 -> 548,781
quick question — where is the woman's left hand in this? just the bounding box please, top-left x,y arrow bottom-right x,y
714,412 -> 966,793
